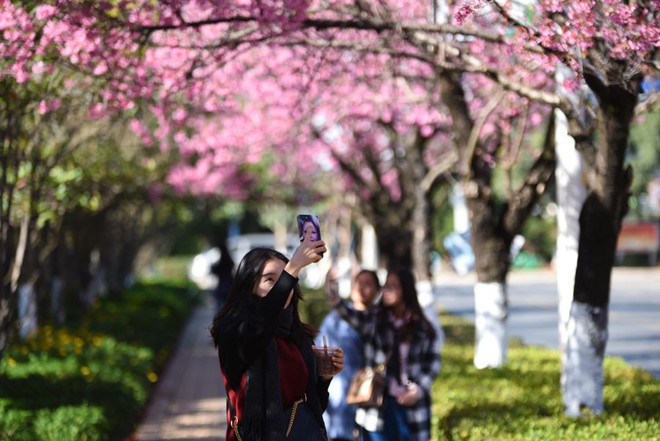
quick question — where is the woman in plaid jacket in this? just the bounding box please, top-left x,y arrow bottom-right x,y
327,266 -> 441,441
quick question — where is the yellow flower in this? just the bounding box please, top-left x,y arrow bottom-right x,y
147,372 -> 158,383
81,366 -> 91,376
7,357 -> 16,367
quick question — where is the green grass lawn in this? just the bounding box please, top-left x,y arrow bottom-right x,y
432,314 -> 660,441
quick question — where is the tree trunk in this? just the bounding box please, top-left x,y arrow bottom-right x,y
562,81 -> 637,416
555,107 -> 590,415
412,183 -> 432,281
411,155 -> 443,342
0,91 -> 22,361
372,217 -> 414,269
469,192 -> 512,368
555,108 -> 586,350
12,214 -> 39,338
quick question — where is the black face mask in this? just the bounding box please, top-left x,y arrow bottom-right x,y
276,303 -> 294,337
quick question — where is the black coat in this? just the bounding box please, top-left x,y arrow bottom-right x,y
215,271 -> 330,441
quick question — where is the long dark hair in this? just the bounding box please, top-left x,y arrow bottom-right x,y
384,266 -> 436,341
209,247 -> 314,345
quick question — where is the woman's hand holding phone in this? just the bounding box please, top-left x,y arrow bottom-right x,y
285,228 -> 326,277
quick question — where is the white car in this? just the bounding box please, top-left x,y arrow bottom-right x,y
188,247 -> 221,291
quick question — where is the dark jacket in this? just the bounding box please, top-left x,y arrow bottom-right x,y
215,271 -> 330,441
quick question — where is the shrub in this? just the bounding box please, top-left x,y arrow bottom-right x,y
33,406 -> 107,441
0,280 -> 199,441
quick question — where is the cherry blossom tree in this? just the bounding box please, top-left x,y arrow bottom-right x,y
451,0 -> 658,416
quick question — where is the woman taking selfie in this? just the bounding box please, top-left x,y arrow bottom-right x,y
327,266 -> 441,441
210,230 -> 343,441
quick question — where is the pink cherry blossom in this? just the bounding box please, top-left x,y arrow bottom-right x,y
34,5 -> 59,21
0,0 -> 654,199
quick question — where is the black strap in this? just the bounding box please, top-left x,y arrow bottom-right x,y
388,332 -> 403,384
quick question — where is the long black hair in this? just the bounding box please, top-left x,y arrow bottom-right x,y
209,247 -> 315,346
384,266 -> 436,341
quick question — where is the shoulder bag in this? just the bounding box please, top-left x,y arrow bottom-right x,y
229,394 -> 327,440
345,363 -> 386,407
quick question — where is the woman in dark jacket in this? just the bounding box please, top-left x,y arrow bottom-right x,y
210,231 -> 343,441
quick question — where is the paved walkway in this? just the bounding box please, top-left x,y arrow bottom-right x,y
133,267 -> 659,440
133,294 -> 226,441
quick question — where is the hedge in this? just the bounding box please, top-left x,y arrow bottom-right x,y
0,280 -> 199,441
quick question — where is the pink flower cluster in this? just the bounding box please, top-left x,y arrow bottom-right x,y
2,0 -> 657,199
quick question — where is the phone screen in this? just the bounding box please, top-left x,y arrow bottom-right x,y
297,214 -> 321,242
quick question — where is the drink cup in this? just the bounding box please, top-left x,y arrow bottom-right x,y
313,346 -> 341,376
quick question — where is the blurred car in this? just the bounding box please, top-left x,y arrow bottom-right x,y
188,247 -> 221,291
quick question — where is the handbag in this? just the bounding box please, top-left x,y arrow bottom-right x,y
346,363 -> 386,407
284,397 -> 327,440
229,394 -> 327,441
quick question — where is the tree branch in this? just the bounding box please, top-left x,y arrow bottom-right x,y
420,149 -> 459,192
464,89 -> 506,177
503,110 -> 556,235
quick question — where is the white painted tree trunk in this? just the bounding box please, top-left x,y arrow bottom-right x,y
82,249 -> 104,307
12,214 -> 38,338
562,302 -> 607,416
360,223 -> 379,271
554,108 -> 586,347
418,280 -> 444,350
555,107 -> 606,415
18,283 -> 37,339
473,282 -> 508,369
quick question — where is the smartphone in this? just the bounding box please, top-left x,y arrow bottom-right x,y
297,214 -> 322,242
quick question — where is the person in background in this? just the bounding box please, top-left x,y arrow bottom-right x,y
210,241 -> 235,312
210,230 -> 344,441
316,269 -> 381,441
326,266 -> 441,441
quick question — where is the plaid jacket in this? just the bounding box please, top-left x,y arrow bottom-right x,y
336,301 -> 441,441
